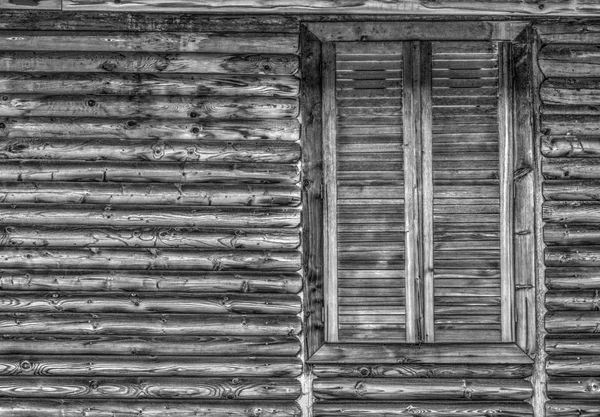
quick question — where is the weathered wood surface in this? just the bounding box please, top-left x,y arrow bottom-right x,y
0,118 -> 300,141
0,138 -> 301,163
544,201 -> 600,223
546,267 -> 600,289
0,182 -> 301,206
312,363 -> 532,379
546,311 -> 600,332
0,270 -> 303,293
547,378 -> 600,400
0,52 -> 299,75
0,400 -> 301,417
309,343 -> 533,364
59,0 -> 600,15
0,248 -> 301,271
0,95 -> 299,119
0,206 -> 300,227
0,0 -> 60,9
547,401 -> 600,417
544,180 -> 600,201
0,73 -> 300,97
546,336 -> 600,355
0,376 -> 301,399
0,292 -> 301,314
0,31 -> 298,54
313,378 -> 532,401
0,355 -> 302,377
0,313 -> 301,336
314,402 -> 533,416
0,334 -> 301,356
0,12 -> 300,32
540,44 -> 600,78
547,356 -> 600,376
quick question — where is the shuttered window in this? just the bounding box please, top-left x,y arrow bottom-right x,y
322,40 -> 514,344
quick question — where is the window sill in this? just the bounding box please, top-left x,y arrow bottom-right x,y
308,342 -> 533,364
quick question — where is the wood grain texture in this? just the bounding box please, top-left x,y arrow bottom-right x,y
0,73 -> 299,97
0,292 -> 301,314
60,0 -> 598,15
0,355 -> 301,377
547,377 -> 600,400
547,356 -> 600,376
0,334 -> 300,356
0,0 -> 60,9
0,400 -> 301,417
546,311 -> 600,332
0,313 -> 301,336
312,363 -> 532,379
547,401 -> 600,417
0,31 -> 298,54
0,52 -> 299,75
0,376 -> 301,400
314,402 -> 533,416
313,378 -> 532,401
546,267 -> 600,290
0,270 -> 302,293
0,182 -> 301,207
0,95 -> 299,119
545,336 -> 600,355
0,248 -> 301,271
0,118 -> 301,141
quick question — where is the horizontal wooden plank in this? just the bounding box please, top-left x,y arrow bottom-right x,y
547,377 -> 600,400
537,23 -> 600,44
0,226 -> 299,250
0,313 -> 301,336
0,72 -> 299,97
0,269 -> 303,293
542,114 -> 600,136
0,182 -> 301,207
0,205 -> 300,228
314,402 -> 532,416
0,292 -> 301,314
308,21 -> 528,41
544,180 -> 600,201
542,135 -> 600,158
544,224 -> 600,246
546,311 -> 600,333
546,336 -> 600,355
541,78 -> 600,105
547,356 -> 600,376
547,401 -> 600,417
539,44 -> 600,78
309,343 -> 533,364
0,161 -> 299,184
0,31 -> 298,54
0,355 -> 301,377
0,12 -> 300,32
0,400 -> 301,417
0,248 -> 301,271
0,334 -> 300,356
0,0 -> 60,9
0,138 -> 300,163
0,118 -> 300,141
0,376 -> 300,400
546,267 -> 600,290
313,378 -> 531,401
546,247 -> 600,267
544,201 -> 600,224
312,363 -> 532,378
0,52 -> 299,75
0,95 -> 298,119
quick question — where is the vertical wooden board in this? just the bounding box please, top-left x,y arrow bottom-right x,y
420,41 -> 435,343
300,26 -> 324,357
322,41 -> 338,343
403,41 -> 424,344
498,41 -> 515,342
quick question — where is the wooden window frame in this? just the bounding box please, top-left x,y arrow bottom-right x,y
302,21 -> 536,364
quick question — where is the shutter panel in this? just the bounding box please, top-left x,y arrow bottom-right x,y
431,41 -> 503,342
333,42 -> 405,342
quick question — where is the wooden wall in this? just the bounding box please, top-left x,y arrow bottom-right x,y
537,22 -> 600,417
0,18 -> 303,416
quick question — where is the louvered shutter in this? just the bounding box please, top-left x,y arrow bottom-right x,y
431,41 -> 504,342
324,42 -> 405,342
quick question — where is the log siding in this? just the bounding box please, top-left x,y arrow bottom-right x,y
538,22 -> 600,417
0,22 -> 302,416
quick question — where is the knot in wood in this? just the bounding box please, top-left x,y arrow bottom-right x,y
1,96 -> 7,101
19,360 -> 32,371
87,99 -> 96,107
225,392 -> 236,400
358,366 -> 371,377
0,123 -> 5,129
